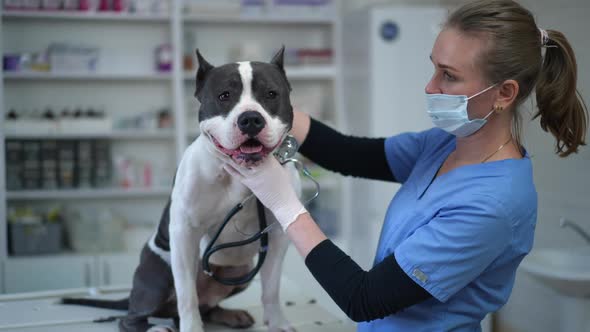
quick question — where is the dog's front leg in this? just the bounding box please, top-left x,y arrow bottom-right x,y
260,213 -> 295,332
170,203 -> 205,332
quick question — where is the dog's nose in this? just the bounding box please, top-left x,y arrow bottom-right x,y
237,111 -> 266,137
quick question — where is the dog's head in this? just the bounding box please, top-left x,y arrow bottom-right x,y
195,47 -> 293,166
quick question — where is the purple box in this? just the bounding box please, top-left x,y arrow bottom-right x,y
3,54 -> 20,71
155,44 -> 172,72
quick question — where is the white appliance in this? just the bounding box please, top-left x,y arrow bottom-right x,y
342,5 -> 492,332
342,3 -> 444,270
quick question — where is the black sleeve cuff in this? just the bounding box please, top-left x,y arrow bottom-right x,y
305,239 -> 432,322
298,118 -> 395,182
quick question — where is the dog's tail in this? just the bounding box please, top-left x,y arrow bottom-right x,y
61,297 -> 129,310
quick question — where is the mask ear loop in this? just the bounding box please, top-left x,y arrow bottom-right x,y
467,84 -> 497,100
482,108 -> 496,120
463,84 -> 499,122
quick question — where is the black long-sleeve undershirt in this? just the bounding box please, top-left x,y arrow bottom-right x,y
298,118 -> 432,321
305,240 -> 432,322
298,117 -> 396,182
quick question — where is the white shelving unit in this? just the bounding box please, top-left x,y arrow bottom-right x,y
3,71 -> 173,81
3,66 -> 336,81
185,66 -> 337,81
4,130 -> 196,140
2,9 -> 170,22
183,13 -> 336,24
0,2 -> 348,294
6,187 -> 172,200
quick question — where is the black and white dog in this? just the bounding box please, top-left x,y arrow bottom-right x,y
63,48 -> 299,332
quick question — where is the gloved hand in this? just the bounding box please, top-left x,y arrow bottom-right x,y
222,156 -> 307,232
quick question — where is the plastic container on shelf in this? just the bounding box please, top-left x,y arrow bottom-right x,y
4,114 -> 59,136
21,0 -> 41,9
48,43 -> 100,73
41,0 -> 61,10
3,0 -> 23,10
184,0 -> 240,17
155,44 -> 172,72
111,0 -> 125,11
3,54 -> 22,72
58,113 -> 113,134
7,206 -> 64,256
64,208 -> 125,253
78,0 -> 98,11
62,0 -> 79,10
270,0 -> 334,17
240,0 -> 266,16
128,0 -> 149,13
150,0 -> 169,14
8,223 -> 63,255
5,140 -> 24,190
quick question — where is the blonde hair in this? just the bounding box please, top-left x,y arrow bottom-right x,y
446,0 -> 587,157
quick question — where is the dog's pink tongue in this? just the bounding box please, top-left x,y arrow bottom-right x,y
240,144 -> 263,154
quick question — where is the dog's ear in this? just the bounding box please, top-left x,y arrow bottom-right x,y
270,45 -> 291,91
270,45 -> 285,70
195,49 -> 214,100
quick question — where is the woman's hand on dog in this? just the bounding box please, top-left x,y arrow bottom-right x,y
216,152 -> 306,231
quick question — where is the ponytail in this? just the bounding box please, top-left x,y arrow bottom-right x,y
534,29 -> 588,157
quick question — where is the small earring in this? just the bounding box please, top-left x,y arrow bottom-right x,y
494,105 -> 503,112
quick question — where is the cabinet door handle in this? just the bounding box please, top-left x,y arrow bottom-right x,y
104,262 -> 111,285
84,262 -> 91,287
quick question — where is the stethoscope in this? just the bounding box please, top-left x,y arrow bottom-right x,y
202,134 -> 320,286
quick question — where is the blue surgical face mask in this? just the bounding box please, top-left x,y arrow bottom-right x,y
426,84 -> 497,137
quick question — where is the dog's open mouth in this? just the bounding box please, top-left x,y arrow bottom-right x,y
212,136 -> 271,164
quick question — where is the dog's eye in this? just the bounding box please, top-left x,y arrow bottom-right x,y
218,91 -> 230,101
267,91 -> 278,99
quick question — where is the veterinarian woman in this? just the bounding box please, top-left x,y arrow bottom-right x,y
219,0 -> 588,330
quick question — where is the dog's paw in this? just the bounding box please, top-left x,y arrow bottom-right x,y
265,320 -> 297,332
147,326 -> 177,332
206,306 -> 255,328
178,317 -> 204,332
263,307 -> 296,332
267,324 -> 297,332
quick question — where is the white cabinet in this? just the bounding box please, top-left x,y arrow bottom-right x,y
342,5 -> 446,269
4,255 -> 96,293
3,253 -> 139,292
98,253 -> 139,287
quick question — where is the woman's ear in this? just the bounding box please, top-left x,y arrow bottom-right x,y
495,79 -> 520,112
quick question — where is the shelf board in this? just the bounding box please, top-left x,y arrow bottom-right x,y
3,71 -> 172,81
1,10 -> 335,24
5,67 -> 335,82
184,66 -> 336,81
6,187 -> 171,200
6,180 -> 333,199
4,130 -> 178,140
286,66 -> 336,80
1,10 -> 170,22
4,130 -> 200,140
183,14 -> 336,25
5,252 -> 138,265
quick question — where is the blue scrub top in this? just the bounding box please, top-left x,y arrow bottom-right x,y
357,128 -> 537,332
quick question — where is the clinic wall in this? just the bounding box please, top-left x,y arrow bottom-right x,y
494,1 -> 590,332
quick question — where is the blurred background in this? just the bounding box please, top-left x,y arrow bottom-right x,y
0,0 -> 588,331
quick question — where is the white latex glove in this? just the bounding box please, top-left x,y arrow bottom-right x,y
222,157 -> 307,232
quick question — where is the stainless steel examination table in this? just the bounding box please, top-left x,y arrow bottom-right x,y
0,277 -> 356,332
